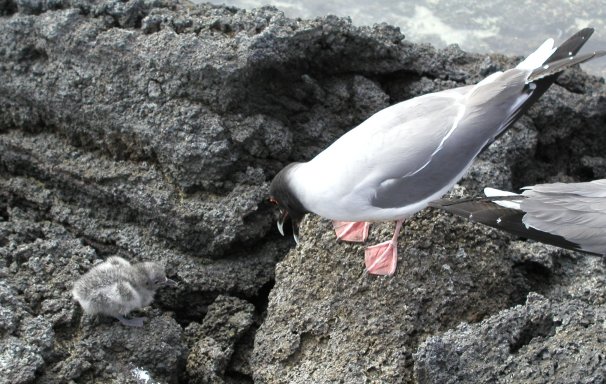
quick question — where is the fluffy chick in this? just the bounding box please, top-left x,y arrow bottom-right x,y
72,256 -> 176,327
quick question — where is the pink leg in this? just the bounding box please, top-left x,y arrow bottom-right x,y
332,221 -> 370,242
364,220 -> 404,276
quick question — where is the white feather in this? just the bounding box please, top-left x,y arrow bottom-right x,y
484,187 -> 519,197
516,38 -> 556,70
484,187 -> 523,210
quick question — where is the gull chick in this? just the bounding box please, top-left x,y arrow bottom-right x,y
72,256 -> 176,327
269,28 -> 605,276
431,179 -> 606,256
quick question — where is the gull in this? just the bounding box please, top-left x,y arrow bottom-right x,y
269,28 -> 605,275
430,179 -> 606,255
72,256 -> 177,327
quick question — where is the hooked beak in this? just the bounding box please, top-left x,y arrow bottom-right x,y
164,277 -> 178,287
276,209 -> 301,245
277,209 -> 287,236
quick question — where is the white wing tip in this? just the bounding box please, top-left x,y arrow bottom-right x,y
484,187 -> 522,210
516,38 -> 556,70
484,187 -> 519,197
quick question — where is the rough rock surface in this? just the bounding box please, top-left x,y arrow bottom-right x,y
415,292 -> 606,384
185,295 -> 255,383
1,0 -> 605,383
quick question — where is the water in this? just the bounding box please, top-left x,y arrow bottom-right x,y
196,0 -> 606,77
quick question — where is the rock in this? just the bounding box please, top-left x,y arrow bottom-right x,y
0,336 -> 45,384
580,155 -> 606,178
185,295 -> 255,383
53,313 -> 186,383
0,282 -> 50,384
252,211 -> 520,383
414,293 -> 606,384
1,0 -> 605,382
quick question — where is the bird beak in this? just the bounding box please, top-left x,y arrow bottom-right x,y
276,209 -> 301,245
164,278 -> 178,287
277,209 -> 288,236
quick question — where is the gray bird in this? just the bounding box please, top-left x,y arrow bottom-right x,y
430,179 -> 606,256
269,28 -> 605,276
72,256 -> 177,327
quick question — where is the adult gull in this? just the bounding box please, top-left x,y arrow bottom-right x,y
269,28 -> 605,275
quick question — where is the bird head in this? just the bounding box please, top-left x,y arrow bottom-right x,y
139,262 -> 177,290
269,163 -> 308,245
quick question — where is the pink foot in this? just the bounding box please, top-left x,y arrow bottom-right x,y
364,240 -> 398,275
333,221 -> 370,242
364,220 -> 404,276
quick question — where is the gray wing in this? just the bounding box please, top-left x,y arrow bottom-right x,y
524,179 -> 606,197
521,180 -> 606,254
306,86 -> 475,196
372,69 -> 530,208
90,282 -> 139,316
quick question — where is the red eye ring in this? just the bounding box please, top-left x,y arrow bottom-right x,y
269,197 -> 278,205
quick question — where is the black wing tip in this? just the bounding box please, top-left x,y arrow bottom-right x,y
529,50 -> 606,82
430,199 -> 600,256
576,27 -> 595,39
565,27 -> 595,45
544,27 -> 596,66
429,198 -> 466,208
429,199 -> 513,223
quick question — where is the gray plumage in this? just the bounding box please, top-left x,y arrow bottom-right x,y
270,28 -> 605,233
430,179 -> 606,256
520,180 -> 606,254
72,256 -> 176,327
268,28 -> 604,276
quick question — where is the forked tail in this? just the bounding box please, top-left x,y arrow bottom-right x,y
493,28 -> 604,141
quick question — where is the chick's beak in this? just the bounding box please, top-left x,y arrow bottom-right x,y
164,277 -> 178,287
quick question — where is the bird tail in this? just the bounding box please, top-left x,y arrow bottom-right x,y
486,28 -> 603,145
